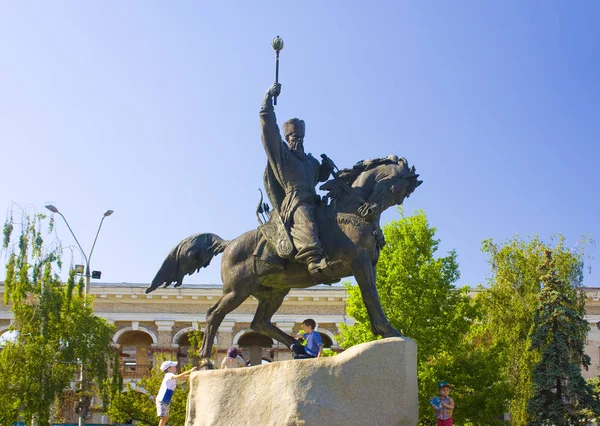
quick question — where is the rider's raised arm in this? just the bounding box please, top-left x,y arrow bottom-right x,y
260,84 -> 284,161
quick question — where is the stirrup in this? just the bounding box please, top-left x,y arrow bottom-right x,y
308,258 -> 329,274
308,259 -> 344,283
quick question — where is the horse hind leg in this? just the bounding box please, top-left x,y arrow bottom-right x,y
199,288 -> 250,368
250,287 -> 296,348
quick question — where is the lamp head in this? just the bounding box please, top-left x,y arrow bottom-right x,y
44,204 -> 59,213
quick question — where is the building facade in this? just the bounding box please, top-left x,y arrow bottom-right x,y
0,282 -> 352,376
582,288 -> 600,380
0,282 -> 352,423
3,283 -> 600,421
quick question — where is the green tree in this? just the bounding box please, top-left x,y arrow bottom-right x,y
0,210 -> 118,425
338,209 -> 509,424
527,250 -> 600,425
580,377 -> 600,422
478,235 -> 591,425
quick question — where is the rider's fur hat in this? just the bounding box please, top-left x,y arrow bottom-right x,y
283,118 -> 305,140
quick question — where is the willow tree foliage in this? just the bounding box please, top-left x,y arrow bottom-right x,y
337,209 -> 509,424
0,210 -> 118,425
477,235 -> 592,426
527,250 -> 599,425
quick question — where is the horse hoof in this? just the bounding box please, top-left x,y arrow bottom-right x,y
380,327 -> 402,339
198,362 -> 215,370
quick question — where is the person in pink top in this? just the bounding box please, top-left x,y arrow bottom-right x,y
220,347 -> 246,369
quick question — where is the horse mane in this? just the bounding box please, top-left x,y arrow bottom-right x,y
336,155 -> 409,185
320,155 -> 421,202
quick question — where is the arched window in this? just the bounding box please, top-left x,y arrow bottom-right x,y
114,329 -> 156,379
237,332 -> 274,348
318,332 -> 333,349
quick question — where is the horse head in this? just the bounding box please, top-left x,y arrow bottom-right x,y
321,155 -> 422,218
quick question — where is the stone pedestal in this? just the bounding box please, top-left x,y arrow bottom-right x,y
186,337 -> 418,426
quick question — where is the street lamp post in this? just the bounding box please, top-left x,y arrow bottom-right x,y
45,204 -> 113,299
44,204 -> 113,426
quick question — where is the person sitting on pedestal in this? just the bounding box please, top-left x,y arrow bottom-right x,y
291,319 -> 323,359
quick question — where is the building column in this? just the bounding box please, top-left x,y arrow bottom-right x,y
249,346 -> 262,366
155,320 -> 175,350
218,321 -> 236,349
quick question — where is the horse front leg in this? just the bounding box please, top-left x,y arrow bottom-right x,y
199,288 -> 251,368
352,251 -> 401,338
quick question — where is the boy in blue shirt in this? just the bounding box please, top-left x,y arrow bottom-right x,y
291,318 -> 323,359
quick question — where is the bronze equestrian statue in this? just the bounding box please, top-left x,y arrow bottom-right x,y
146,84 -> 422,368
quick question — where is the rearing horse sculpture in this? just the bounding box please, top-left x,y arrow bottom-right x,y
146,155 -> 421,366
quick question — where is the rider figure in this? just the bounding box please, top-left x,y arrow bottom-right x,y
260,83 -> 335,278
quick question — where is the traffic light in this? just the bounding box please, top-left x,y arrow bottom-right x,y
76,395 -> 91,417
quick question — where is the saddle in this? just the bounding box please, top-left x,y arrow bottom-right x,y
253,206 -> 343,284
254,210 -> 294,269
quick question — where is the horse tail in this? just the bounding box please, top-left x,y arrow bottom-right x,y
146,233 -> 230,293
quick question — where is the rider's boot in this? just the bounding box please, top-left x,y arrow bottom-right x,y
308,257 -> 340,283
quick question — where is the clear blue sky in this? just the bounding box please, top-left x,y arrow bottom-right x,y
1,1 -> 598,288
